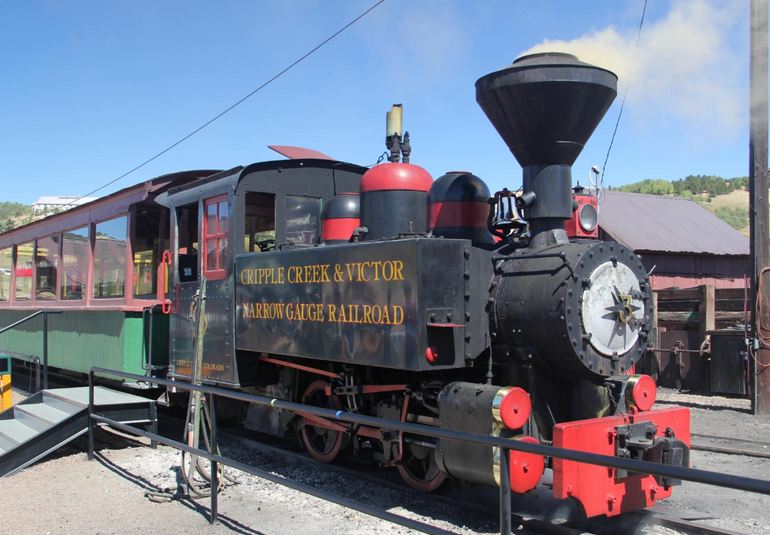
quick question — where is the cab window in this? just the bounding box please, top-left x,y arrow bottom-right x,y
203,195 -> 229,280
286,195 -> 321,245
243,193 -> 275,253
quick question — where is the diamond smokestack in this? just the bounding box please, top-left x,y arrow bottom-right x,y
475,52 -> 617,238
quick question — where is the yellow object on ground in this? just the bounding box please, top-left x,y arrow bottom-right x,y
0,356 -> 11,412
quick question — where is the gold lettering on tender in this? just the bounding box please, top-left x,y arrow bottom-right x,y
362,304 -> 373,324
393,305 -> 404,325
381,305 -> 391,325
327,304 -> 337,321
382,261 -> 392,281
393,260 -> 404,281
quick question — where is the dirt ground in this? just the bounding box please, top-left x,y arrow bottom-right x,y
3,387 -> 770,534
651,389 -> 770,534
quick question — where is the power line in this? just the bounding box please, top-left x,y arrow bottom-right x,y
66,0 -> 386,206
599,0 -> 648,187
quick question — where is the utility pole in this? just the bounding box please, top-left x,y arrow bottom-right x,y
749,0 -> 769,414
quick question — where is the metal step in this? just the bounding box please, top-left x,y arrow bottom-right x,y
0,420 -> 38,445
0,433 -> 16,452
12,406 -> 52,432
15,403 -> 71,427
0,386 -> 157,478
40,392 -> 84,415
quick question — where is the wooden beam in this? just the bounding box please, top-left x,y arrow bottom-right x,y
700,284 -> 716,341
658,311 -> 748,323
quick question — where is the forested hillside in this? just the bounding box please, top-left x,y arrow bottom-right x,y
0,202 -> 32,232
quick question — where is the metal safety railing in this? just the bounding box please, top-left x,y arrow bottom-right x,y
87,367 -> 770,535
0,310 -> 61,391
0,352 -> 42,394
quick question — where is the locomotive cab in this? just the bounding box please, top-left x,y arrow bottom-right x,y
155,159 -> 366,388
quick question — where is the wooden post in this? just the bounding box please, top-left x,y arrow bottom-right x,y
651,291 -> 659,378
749,0 -> 769,414
700,284 -> 716,342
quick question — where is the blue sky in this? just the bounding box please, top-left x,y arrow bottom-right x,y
0,0 -> 757,204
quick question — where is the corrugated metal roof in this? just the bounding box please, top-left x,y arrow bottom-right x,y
599,191 -> 749,255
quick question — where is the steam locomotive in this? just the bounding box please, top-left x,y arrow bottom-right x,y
225,52 -> 689,518
0,52 -> 690,518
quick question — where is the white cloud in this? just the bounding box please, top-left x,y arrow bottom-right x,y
522,0 -> 747,136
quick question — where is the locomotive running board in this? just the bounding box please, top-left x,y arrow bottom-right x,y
0,386 -> 156,478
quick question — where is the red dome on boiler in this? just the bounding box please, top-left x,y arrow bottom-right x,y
360,162 -> 433,193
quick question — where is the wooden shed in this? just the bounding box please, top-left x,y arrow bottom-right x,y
598,191 -> 750,392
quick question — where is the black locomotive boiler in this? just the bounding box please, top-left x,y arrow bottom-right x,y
154,53 -> 689,518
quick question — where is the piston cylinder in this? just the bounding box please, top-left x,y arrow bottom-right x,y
437,381 -> 542,493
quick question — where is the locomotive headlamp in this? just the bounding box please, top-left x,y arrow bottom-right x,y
578,202 -> 598,232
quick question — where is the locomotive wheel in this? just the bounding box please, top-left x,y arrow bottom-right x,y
300,380 -> 348,463
397,436 -> 447,492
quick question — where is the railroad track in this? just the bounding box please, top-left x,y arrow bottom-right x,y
691,432 -> 770,459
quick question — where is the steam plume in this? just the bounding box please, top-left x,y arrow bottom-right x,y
522,0 -> 746,135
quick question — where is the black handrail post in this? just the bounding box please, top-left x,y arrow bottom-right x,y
149,401 -> 158,449
87,370 -> 95,461
499,447 -> 511,535
42,312 -> 49,390
209,394 -> 219,525
34,357 -> 40,393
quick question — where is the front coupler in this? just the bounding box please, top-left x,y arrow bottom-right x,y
552,406 -> 690,517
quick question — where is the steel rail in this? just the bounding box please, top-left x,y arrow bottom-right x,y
90,366 -> 770,497
692,442 -> 770,459
643,510 -> 749,535
691,432 -> 770,459
692,432 -> 770,448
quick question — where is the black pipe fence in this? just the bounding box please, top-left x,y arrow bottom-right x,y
88,367 -> 770,535
2,353 -> 42,393
0,310 -> 60,390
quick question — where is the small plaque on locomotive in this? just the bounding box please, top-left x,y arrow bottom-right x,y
235,238 -> 467,370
